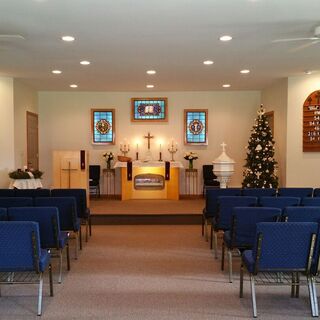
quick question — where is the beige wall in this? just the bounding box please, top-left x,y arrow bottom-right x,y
286,75 -> 320,187
38,91 -> 261,193
0,77 -> 14,188
13,79 -> 38,169
261,78 -> 288,186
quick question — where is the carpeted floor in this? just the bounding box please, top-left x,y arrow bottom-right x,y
90,199 -> 205,215
0,225 -> 313,319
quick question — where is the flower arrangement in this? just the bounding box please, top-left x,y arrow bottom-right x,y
103,151 -> 114,169
9,169 -> 44,179
184,152 -> 198,169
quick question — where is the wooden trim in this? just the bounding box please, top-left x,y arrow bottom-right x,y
91,108 -> 116,145
26,111 -> 39,170
184,109 -> 208,145
265,111 -> 274,136
131,97 -> 168,122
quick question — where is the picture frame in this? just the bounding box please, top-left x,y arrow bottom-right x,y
131,97 -> 168,122
91,109 -> 115,144
184,109 -> 208,145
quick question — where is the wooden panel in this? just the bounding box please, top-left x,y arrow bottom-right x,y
303,90 -> 320,152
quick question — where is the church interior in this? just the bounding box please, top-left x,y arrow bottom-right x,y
1,0 -> 320,318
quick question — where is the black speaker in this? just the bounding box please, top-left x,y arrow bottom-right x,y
80,150 -> 86,170
127,161 -> 132,180
165,161 -> 170,180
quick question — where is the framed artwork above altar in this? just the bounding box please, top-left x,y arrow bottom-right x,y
91,109 -> 115,144
184,109 -> 208,145
131,97 -> 167,122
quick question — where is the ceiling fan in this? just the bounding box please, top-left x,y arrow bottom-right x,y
272,26 -> 320,51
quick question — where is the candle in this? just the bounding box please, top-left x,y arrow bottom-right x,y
136,143 -> 139,152
159,144 -> 162,152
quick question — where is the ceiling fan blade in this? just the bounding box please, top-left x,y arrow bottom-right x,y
272,37 -> 319,43
0,34 -> 25,40
289,40 -> 320,52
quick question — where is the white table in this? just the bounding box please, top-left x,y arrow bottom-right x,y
9,179 -> 43,189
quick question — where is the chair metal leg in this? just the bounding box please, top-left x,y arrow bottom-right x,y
291,272 -> 296,298
89,215 -> 92,237
37,273 -> 43,316
204,219 -> 208,242
49,264 -> 53,297
85,220 -> 89,242
58,249 -> 63,284
240,263 -> 244,298
312,277 -> 319,317
79,226 -> 82,250
221,241 -> 225,271
228,249 -> 233,283
66,243 -> 70,271
250,274 -> 257,318
307,275 -> 316,317
74,232 -> 78,259
0,284 -> 1,297
296,272 -> 300,298
213,231 -> 218,259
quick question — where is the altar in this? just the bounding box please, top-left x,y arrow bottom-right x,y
114,161 -> 183,200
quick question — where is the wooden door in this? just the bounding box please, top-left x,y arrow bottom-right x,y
26,111 -> 39,170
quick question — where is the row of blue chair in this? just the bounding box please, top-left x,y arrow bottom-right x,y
202,187 -> 320,238
0,188 -> 92,240
240,221 -> 320,318
0,196 -> 82,258
0,220 -> 53,316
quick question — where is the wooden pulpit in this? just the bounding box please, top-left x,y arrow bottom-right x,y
52,150 -> 90,204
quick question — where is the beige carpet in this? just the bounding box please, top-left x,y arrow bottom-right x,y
90,199 -> 204,215
0,225 -> 313,319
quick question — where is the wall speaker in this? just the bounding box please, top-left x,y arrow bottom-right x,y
80,150 -> 86,170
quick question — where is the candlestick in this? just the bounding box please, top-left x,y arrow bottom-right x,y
136,151 -> 139,160
168,140 -> 178,161
159,151 -> 162,161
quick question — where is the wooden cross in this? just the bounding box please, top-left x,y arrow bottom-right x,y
144,132 -> 154,150
221,142 -> 227,153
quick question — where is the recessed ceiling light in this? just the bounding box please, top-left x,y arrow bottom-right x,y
52,70 -> 62,74
219,35 -> 232,42
146,84 -> 154,88
80,60 -> 90,65
240,69 -> 250,74
61,35 -> 75,42
222,84 -> 231,88
70,84 -> 78,88
203,60 -> 214,65
305,70 -> 312,75
146,70 -> 156,75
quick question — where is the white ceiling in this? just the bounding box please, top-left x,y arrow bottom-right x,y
1,0 -> 320,91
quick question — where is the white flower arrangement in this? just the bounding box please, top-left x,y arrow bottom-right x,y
184,152 -> 198,161
103,151 -> 114,162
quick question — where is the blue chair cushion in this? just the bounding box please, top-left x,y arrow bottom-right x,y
224,230 -> 232,247
242,250 -> 255,273
39,249 -> 51,273
59,231 -> 69,248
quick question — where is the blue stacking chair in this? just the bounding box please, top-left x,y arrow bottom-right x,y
278,187 -> 313,198
0,189 -> 15,197
202,188 -> 241,244
314,188 -> 320,197
51,188 -> 91,241
35,197 -> 81,259
0,221 -> 53,316
242,188 -> 277,198
301,197 -> 320,207
0,197 -> 33,208
222,207 -> 281,283
240,222 -> 318,318
260,196 -> 301,212
211,196 -> 257,258
8,207 -> 70,283
14,188 -> 51,199
0,208 -> 7,220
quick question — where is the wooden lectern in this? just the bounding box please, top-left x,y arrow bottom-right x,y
52,150 -> 90,204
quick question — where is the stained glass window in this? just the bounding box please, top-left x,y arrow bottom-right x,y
184,109 -> 208,145
91,109 -> 115,144
131,98 -> 167,121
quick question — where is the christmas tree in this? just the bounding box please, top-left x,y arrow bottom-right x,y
242,105 -> 278,188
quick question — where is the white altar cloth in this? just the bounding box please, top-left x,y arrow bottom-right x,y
9,179 -> 43,189
114,160 -> 184,168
